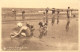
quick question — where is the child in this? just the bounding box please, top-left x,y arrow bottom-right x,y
43,23 -> 48,36
30,25 -> 35,37
10,22 -> 23,38
10,22 -> 31,39
51,8 -> 55,25
66,7 -> 71,32
26,23 -> 35,37
38,22 -> 44,38
38,22 -> 48,38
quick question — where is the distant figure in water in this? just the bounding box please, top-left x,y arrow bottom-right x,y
66,7 -> 71,32
43,12 -> 46,23
57,11 -> 60,24
45,7 -> 49,25
22,11 -> 25,21
51,8 -> 55,25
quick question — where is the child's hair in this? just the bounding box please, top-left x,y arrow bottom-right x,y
45,23 -> 47,26
31,25 -> 33,28
39,22 -> 43,27
26,24 -> 30,27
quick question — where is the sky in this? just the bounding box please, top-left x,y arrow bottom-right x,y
0,0 -> 79,9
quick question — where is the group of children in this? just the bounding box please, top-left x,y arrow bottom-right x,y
10,7 -> 71,39
10,21 -> 48,39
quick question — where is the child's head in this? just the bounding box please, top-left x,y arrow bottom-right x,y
26,24 -> 30,27
39,22 -> 43,27
45,23 -> 47,25
31,25 -> 34,28
17,22 -> 22,28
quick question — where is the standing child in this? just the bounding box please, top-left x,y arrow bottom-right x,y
51,8 -> 55,25
38,22 -> 44,39
45,7 -> 49,25
43,12 -> 46,23
43,23 -> 48,36
30,25 -> 35,37
57,11 -> 60,24
66,7 -> 71,32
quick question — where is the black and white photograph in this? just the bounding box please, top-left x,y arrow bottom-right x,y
1,0 -> 79,51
